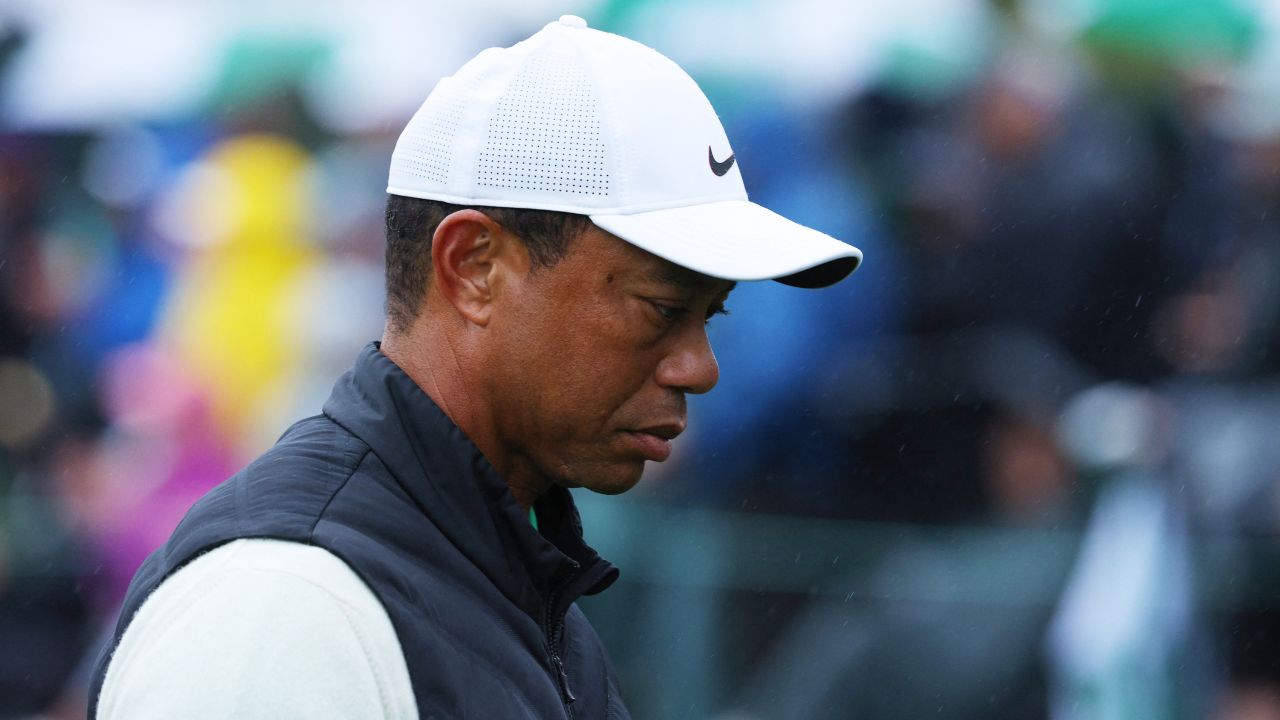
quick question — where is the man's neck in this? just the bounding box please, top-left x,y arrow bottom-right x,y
379,325 -> 552,510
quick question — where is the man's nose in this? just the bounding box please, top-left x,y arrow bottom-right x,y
655,325 -> 719,395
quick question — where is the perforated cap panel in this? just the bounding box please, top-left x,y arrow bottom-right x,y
391,81 -> 466,187
477,47 -> 609,196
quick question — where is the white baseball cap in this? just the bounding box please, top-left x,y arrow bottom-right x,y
388,15 -> 862,288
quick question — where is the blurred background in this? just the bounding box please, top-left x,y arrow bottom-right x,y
2,0 -> 1279,717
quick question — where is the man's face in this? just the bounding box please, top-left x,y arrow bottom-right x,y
485,225 -> 733,495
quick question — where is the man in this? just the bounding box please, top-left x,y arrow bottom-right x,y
88,15 -> 861,719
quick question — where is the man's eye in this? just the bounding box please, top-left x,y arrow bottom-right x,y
651,302 -> 684,323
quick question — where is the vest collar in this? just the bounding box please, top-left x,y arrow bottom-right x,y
323,343 -> 618,619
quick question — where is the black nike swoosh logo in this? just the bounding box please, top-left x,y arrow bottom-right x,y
708,146 -> 735,176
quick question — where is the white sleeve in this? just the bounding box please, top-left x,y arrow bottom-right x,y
96,538 -> 418,720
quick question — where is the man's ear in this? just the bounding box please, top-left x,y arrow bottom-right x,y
431,209 -> 527,326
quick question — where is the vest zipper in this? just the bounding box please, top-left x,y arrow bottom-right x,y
544,589 -> 577,717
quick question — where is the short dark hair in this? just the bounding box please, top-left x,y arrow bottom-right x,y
383,194 -> 593,333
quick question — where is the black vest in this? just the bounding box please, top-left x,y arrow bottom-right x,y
88,344 -> 630,719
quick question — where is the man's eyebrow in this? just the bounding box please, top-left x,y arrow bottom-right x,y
639,263 -> 735,294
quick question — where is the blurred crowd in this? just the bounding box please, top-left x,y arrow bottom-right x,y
2,1 -> 1280,718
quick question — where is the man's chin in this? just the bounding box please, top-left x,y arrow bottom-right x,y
559,460 -> 646,496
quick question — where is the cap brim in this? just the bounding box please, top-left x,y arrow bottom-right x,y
589,200 -> 862,288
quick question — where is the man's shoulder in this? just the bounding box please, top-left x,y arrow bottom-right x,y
169,413 -> 381,557
231,413 -> 375,510
250,412 -> 373,481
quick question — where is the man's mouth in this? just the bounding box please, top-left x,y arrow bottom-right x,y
635,421 -> 685,441
623,421 -> 686,462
